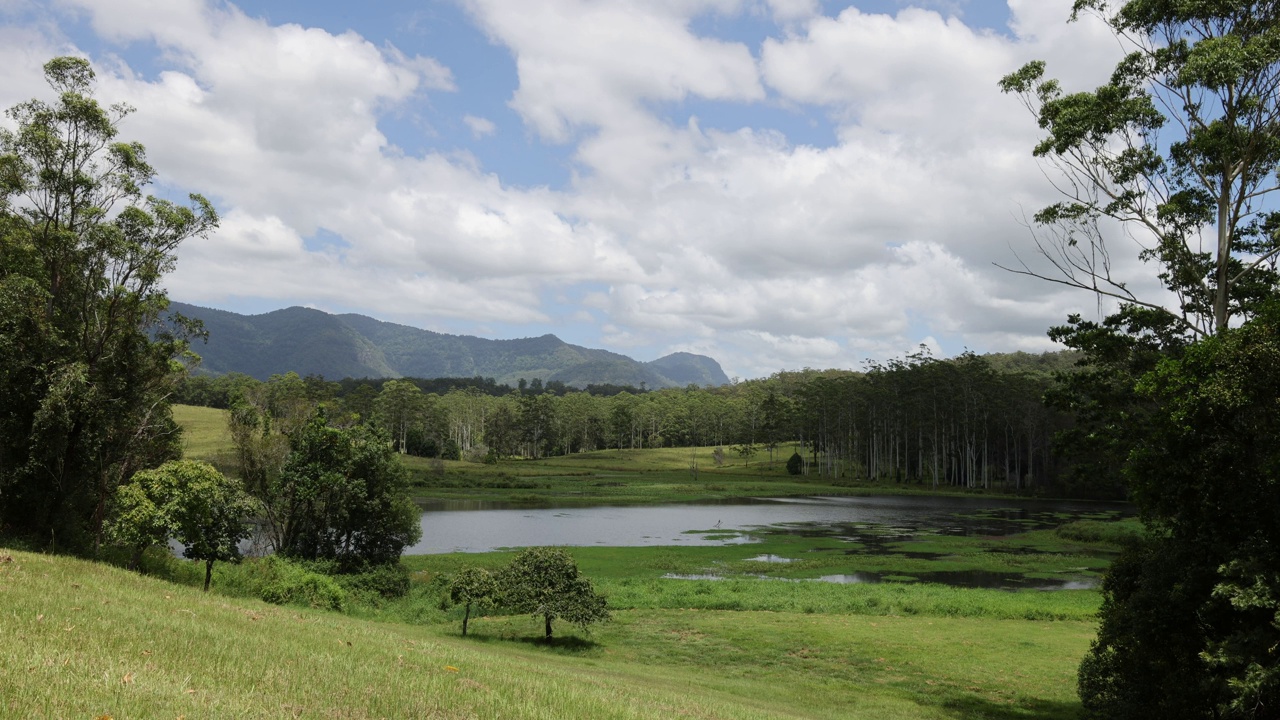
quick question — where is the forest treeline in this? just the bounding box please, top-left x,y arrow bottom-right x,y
177,348 -> 1103,496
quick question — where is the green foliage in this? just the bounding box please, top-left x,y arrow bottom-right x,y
331,562 -> 412,601
1079,307 -> 1280,718
785,451 -> 803,476
247,556 -> 348,611
106,466 -> 180,569
273,412 -> 422,568
1005,8 -> 1280,712
0,57 -> 217,550
1000,1 -> 1280,336
164,461 -> 255,591
447,566 -> 500,636
499,548 -> 610,638
107,460 -> 252,590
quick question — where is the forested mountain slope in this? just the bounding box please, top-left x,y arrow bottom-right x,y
171,302 -> 729,388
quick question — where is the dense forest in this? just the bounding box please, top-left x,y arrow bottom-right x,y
176,348 -> 1093,495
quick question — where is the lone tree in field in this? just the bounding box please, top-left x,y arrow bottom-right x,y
500,548 -> 609,640
0,57 -> 217,551
1001,2 -> 1280,717
447,566 -> 499,636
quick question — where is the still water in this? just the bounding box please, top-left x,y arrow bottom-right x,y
407,494 -> 1126,554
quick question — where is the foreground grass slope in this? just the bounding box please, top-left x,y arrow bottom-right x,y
2,548 -> 1094,719
1,549 -> 797,719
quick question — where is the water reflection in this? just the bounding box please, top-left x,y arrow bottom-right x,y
409,494 -> 1128,554
659,570 -> 1100,591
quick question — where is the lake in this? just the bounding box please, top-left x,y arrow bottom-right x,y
407,494 -> 1128,554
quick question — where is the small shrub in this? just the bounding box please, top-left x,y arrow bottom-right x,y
236,556 -> 348,611
786,452 -> 804,476
334,563 -> 412,599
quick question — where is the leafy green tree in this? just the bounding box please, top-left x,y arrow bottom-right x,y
999,1 -> 1280,337
108,460 -> 253,590
500,547 -> 609,639
447,566 -> 499,636
1002,3 -> 1280,716
1080,306 -> 1280,717
0,57 -> 217,550
107,464 -> 180,570
273,412 -> 421,568
163,461 -> 255,592
786,451 -> 803,476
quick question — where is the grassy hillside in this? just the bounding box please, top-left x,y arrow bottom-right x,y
0,549 -> 1094,718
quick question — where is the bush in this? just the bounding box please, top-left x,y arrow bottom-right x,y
231,556 -> 348,611
786,452 -> 803,475
333,563 -> 412,600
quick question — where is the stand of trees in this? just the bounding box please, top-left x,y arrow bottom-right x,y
175,348 -> 1081,494
0,57 -> 217,551
1003,1 -> 1280,715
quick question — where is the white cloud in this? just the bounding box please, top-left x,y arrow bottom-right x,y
1,0 -> 1166,379
463,114 -> 496,138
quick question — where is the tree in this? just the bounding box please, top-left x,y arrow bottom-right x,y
374,380 -> 424,454
272,411 -> 421,568
786,451 -> 803,476
0,57 -> 218,550
499,547 -> 609,639
999,2 -> 1280,339
164,461 -> 255,592
1002,3 -> 1280,717
108,460 -> 253,590
107,463 -> 180,570
447,566 -> 499,636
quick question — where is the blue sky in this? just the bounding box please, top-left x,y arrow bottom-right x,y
0,0 -> 1146,378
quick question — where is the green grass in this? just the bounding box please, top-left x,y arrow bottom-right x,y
150,404 -> 1119,716
171,404 -> 239,476
1,548 -> 1093,719
398,546 -> 1102,622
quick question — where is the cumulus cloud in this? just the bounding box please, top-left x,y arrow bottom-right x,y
463,114 -> 496,138
0,0 -> 1166,378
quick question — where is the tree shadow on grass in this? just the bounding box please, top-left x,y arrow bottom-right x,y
513,635 -> 601,653
941,694 -> 1083,720
455,628 -> 602,654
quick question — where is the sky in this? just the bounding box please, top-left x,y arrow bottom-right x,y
0,0 -> 1155,379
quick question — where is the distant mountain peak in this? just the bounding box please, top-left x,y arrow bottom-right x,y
171,302 -> 729,388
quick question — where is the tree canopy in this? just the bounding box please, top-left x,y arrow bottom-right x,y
108,460 -> 253,590
0,57 -> 217,550
999,0 -> 1280,338
499,547 -> 609,639
1003,2 -> 1280,716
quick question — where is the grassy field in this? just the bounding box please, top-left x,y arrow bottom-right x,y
142,404 -> 1114,716
172,404 -> 1065,506
1,548 -> 1095,719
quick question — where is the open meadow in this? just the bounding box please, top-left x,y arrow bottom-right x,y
2,404 -> 1124,717
1,547 -> 1097,719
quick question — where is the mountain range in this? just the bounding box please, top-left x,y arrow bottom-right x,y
170,302 -> 730,389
